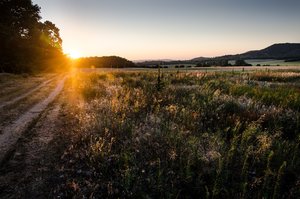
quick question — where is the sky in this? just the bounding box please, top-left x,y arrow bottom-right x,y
32,0 -> 300,60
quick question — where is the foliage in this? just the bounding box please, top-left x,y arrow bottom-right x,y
75,56 -> 136,68
196,59 -> 231,67
0,0 -> 67,73
53,70 -> 300,198
235,59 -> 252,66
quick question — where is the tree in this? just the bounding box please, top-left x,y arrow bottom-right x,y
0,0 -> 65,73
235,60 -> 252,66
40,21 -> 62,50
75,56 -> 136,68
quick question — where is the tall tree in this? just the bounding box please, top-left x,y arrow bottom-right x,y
0,0 -> 65,73
41,21 -> 62,50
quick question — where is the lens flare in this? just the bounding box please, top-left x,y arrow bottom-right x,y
67,50 -> 81,59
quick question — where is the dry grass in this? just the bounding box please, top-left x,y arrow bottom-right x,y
50,70 -> 300,198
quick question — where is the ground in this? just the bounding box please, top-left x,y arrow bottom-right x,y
0,66 -> 299,198
0,73 -> 70,198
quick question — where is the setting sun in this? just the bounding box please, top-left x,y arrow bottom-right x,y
67,50 -> 81,59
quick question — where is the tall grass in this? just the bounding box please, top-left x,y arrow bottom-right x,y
54,71 -> 300,198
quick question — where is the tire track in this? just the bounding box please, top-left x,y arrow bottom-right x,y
0,75 -> 67,165
0,77 -> 57,110
0,103 -> 63,198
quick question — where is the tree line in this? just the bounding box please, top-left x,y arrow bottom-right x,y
196,59 -> 252,67
75,56 -> 136,69
0,0 -> 68,73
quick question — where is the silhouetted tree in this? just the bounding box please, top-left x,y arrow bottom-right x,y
0,0 -> 66,73
235,59 -> 252,66
75,56 -> 136,68
196,59 -> 231,67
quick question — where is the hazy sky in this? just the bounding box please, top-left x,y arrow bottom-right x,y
33,0 -> 300,60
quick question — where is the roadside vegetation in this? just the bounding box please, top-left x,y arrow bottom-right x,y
52,70 -> 300,198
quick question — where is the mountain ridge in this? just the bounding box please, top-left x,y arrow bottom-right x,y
192,43 -> 300,62
136,43 -> 300,66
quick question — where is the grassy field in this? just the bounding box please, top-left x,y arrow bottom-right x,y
49,69 -> 300,198
143,59 -> 300,69
229,59 -> 300,66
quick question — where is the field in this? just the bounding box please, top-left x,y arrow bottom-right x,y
147,59 -> 300,69
0,69 -> 300,198
229,59 -> 300,66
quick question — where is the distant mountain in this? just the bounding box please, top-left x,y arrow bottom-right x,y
191,57 -> 210,62
135,43 -> 300,68
139,43 -> 300,67
130,43 -> 300,68
234,43 -> 300,60
134,59 -> 174,63
199,43 -> 300,62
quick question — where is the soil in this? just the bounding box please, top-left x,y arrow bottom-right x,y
0,74 -> 70,198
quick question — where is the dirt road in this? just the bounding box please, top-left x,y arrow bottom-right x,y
0,74 -> 69,198
0,77 -> 55,109
0,76 -> 66,164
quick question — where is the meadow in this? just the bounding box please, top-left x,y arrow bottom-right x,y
229,59 -> 300,66
51,69 -> 300,198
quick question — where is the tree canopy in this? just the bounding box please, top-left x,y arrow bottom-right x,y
75,56 -> 136,68
0,0 -> 67,73
235,59 -> 252,66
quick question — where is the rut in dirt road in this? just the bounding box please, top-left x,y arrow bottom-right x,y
0,77 -> 56,110
0,102 -> 65,198
0,76 -> 68,165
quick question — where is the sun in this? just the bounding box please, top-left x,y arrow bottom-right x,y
67,50 -> 81,59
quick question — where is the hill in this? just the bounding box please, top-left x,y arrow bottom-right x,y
138,43 -> 300,67
190,43 -> 300,66
211,43 -> 300,61
75,56 -> 136,68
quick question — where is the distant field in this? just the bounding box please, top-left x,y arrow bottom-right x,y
229,59 -> 300,66
80,65 -> 300,73
162,64 -> 196,68
145,60 -> 300,69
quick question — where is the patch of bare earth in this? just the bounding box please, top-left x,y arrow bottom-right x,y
0,76 -> 61,133
0,74 -> 78,198
0,102 -> 64,198
0,74 -> 55,104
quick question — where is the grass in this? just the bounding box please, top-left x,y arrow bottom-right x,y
229,59 -> 300,66
53,70 -> 300,198
246,59 -> 300,66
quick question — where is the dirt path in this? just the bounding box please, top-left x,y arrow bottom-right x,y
0,76 -> 67,165
0,77 -> 56,110
0,102 -> 67,198
0,74 -> 56,104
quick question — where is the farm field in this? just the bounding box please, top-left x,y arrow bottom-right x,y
0,69 -> 300,198
142,60 -> 300,69
246,59 -> 300,66
229,59 -> 300,66
81,65 -> 300,73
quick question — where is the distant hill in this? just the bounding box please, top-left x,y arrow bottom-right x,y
138,43 -> 300,67
190,57 -> 210,62
202,43 -> 300,62
232,43 -> 300,60
76,56 -> 136,68
134,59 -> 174,63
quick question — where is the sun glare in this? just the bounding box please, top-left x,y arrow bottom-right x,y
67,50 -> 81,59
